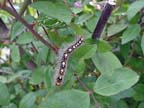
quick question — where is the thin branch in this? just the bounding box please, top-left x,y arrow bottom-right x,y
36,11 -> 59,50
74,73 -> 89,91
19,46 -> 37,70
7,0 -> 18,14
36,11 -> 50,38
74,74 -> 101,108
31,42 -> 38,53
1,2 -> 58,54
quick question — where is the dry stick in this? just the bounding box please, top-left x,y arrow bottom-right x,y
92,2 -> 115,39
2,1 -> 58,54
74,74 -> 101,108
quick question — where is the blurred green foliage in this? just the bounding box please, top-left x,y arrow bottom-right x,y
0,0 -> 144,108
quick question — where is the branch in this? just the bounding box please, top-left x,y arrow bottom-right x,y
36,11 -> 50,38
0,2 -> 58,54
74,74 -> 101,108
36,11 -> 59,51
92,1 -> 116,39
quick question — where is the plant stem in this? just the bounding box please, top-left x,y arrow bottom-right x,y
36,11 -> 50,38
0,1 -> 58,54
74,73 -> 101,108
92,2 -> 115,39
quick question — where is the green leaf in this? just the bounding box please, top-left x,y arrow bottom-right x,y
31,1 -> 72,24
7,70 -> 31,83
72,44 -> 97,60
39,89 -> 90,108
75,14 -> 93,25
44,66 -> 53,89
107,24 -> 128,37
0,82 -> 10,105
92,52 -> 122,74
97,40 -> 112,52
0,76 -> 7,83
111,88 -> 135,101
71,7 -> 83,14
141,35 -> 144,55
19,92 -> 36,108
85,17 -> 98,32
109,100 -> 129,108
133,84 -> 144,101
10,15 -> 34,41
10,44 -> 20,63
0,70 -> 30,84
36,46 -> 49,65
2,103 -> 17,108
126,57 -> 144,72
127,0 -> 144,20
94,68 -> 139,96
66,59 -> 85,85
10,21 -> 25,41
121,24 -> 140,44
30,66 -> 47,85
16,32 -> 34,44
70,23 -> 91,37
138,102 -> 144,108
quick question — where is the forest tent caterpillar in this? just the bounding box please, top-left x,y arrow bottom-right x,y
54,36 -> 84,86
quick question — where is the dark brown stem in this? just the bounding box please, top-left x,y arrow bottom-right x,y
1,2 -> 58,54
92,3 -> 115,39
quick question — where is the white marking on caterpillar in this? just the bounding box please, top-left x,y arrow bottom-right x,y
54,36 -> 84,86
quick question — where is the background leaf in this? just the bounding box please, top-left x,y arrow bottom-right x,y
121,24 -> 141,44
127,0 -> 144,20
107,24 -> 128,37
30,66 -> 48,85
94,68 -> 139,96
16,32 -> 34,44
0,0 -> 143,108
19,92 -> 36,108
40,89 -> 90,108
133,84 -> 144,101
92,51 -> 122,74
72,44 -> 97,60
31,1 -> 72,24
10,44 -> 20,63
10,21 -> 25,41
0,83 -> 10,105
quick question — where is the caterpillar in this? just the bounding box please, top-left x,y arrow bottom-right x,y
54,36 -> 84,86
